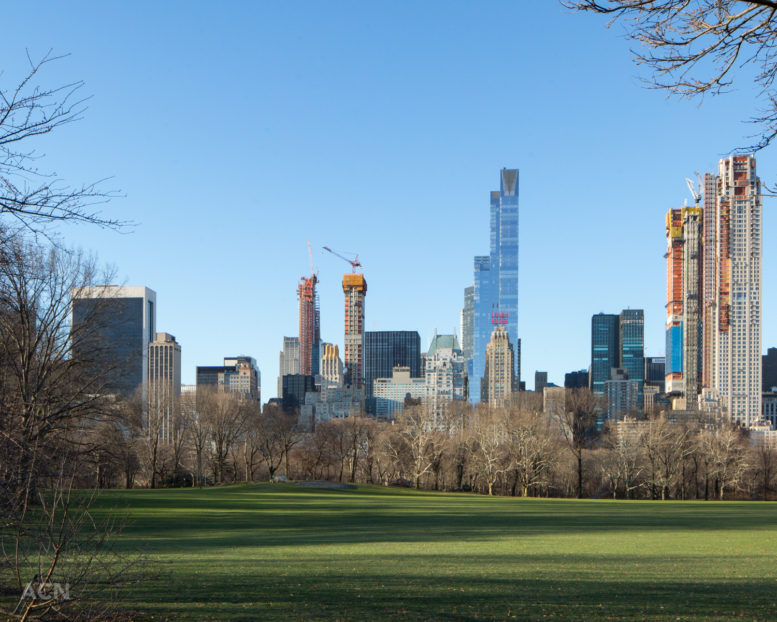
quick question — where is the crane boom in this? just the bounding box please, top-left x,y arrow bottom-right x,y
307,239 -> 317,279
322,246 -> 362,271
685,176 -> 701,206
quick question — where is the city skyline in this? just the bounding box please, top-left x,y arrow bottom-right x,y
2,3 -> 775,391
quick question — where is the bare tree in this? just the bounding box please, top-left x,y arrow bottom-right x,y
393,405 -> 439,489
253,404 -> 295,481
557,388 -> 600,498
0,236 -> 118,504
197,390 -> 247,484
1,51 -> 124,233
601,422 -> 647,499
471,406 -> 509,496
644,415 -> 693,500
701,422 -> 749,500
502,407 -> 559,497
564,1 -> 777,149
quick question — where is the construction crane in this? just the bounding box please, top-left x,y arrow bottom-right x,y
685,172 -> 703,207
306,239 -> 318,281
322,246 -> 362,272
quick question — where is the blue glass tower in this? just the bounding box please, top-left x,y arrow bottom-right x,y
591,313 -> 619,397
619,309 -> 645,407
471,169 -> 519,401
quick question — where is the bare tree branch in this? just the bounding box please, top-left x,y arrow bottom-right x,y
1,51 -> 128,232
563,1 -> 777,149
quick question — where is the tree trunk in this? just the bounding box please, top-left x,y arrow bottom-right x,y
577,451 -> 583,499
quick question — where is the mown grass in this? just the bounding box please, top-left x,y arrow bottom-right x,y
16,484 -> 777,620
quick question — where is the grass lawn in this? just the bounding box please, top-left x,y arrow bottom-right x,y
21,484 -> 777,620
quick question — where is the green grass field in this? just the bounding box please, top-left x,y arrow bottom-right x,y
37,485 -> 777,620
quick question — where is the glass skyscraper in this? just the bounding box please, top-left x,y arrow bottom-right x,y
470,169 -> 520,401
363,331 -> 422,413
591,313 -> 619,397
71,285 -> 156,398
620,309 -> 645,407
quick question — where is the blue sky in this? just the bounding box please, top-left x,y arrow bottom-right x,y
2,2 -> 775,393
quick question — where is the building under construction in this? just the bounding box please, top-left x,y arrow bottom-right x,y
343,273 -> 367,388
297,275 -> 320,376
665,206 -> 702,407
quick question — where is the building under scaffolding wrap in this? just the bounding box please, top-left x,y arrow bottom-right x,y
665,206 -> 702,407
343,273 -> 367,388
297,276 -> 320,377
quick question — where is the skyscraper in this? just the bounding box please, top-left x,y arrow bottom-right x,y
705,155 -> 762,426
321,343 -> 344,387
425,332 -> 466,418
343,273 -> 367,387
471,168 -> 520,401
70,285 -> 156,398
620,309 -> 645,408
461,285 -> 474,380
278,336 -> 300,397
148,332 -> 181,443
197,356 -> 261,402
363,331 -> 422,414
665,207 -> 703,406
297,275 -> 320,377
482,326 -> 516,406
591,313 -> 619,397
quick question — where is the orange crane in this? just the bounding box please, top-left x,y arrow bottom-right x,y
322,246 -> 362,272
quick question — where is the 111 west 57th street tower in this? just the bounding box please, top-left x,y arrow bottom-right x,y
468,168 -> 520,401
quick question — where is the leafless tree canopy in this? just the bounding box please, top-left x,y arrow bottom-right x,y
1,51 -> 123,232
564,0 -> 777,149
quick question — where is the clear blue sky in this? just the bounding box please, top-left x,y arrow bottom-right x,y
2,2 -> 775,394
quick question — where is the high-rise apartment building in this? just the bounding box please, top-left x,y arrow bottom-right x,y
373,366 -> 427,419
471,168 -> 520,401
278,336 -> 300,397
424,332 -> 466,418
461,285 -> 474,380
620,309 -> 645,408
591,314 -> 620,397
605,368 -> 640,421
298,275 -> 320,377
482,326 -> 516,406
70,285 -> 157,398
148,332 -> 181,443
343,273 -> 367,388
704,155 -> 762,426
197,356 -> 260,402
363,331 -> 422,414
665,207 -> 703,406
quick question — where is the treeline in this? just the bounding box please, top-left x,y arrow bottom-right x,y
85,390 -> 774,502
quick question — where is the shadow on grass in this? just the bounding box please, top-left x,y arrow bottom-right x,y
95,485 -> 777,553
124,568 -> 777,621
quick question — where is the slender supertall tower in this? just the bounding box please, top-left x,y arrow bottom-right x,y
706,155 -> 762,426
665,206 -> 702,407
297,275 -> 319,376
343,273 -> 367,388
471,168 -> 520,401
